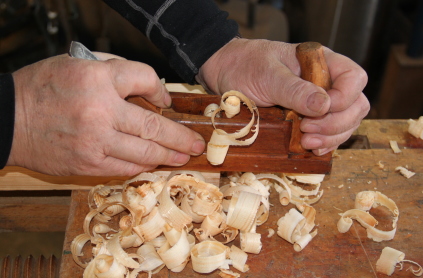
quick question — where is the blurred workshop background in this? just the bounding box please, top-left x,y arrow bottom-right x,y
0,0 -> 422,261
1,0 -> 423,118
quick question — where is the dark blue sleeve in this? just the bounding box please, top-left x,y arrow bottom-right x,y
102,0 -> 239,84
0,73 -> 15,169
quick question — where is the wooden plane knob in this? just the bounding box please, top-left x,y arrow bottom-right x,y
288,42 -> 332,154
296,42 -> 332,91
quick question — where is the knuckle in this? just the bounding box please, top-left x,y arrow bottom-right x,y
359,95 -> 371,116
140,112 -> 163,141
142,65 -> 158,81
356,67 -> 369,87
78,63 -> 109,88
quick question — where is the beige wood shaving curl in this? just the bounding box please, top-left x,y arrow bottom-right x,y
71,170 -> 329,277
206,90 -> 259,165
376,247 -> 422,276
276,206 -> 317,251
338,191 -> 399,242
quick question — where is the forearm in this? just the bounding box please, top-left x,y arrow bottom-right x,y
0,73 -> 15,169
102,0 -> 239,84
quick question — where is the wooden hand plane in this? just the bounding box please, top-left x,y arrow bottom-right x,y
128,42 -> 333,174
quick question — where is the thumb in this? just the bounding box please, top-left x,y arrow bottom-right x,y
98,56 -> 171,109
273,75 -> 331,117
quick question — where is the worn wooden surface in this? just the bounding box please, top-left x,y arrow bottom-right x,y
0,167 -> 126,191
355,119 -> 423,149
0,196 -> 70,232
154,92 -> 332,174
0,169 -> 218,191
61,148 -> 423,278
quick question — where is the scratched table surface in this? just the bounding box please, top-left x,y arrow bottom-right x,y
60,146 -> 423,277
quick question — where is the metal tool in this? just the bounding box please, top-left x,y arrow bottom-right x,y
69,41 -> 99,61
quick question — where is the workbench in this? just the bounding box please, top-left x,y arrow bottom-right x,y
1,119 -> 422,277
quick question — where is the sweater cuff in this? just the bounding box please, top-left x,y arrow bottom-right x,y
0,73 -> 15,169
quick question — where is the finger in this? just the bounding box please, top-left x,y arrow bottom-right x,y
105,58 -> 171,108
115,102 -> 206,156
324,49 -> 368,112
301,126 -> 357,151
313,146 -> 338,157
105,130 -> 191,167
92,155 -> 158,176
300,93 -> 370,136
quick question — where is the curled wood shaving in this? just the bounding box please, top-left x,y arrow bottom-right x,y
83,254 -> 127,278
240,232 -> 262,254
229,245 -> 249,272
157,229 -> 191,272
206,91 -> 259,165
338,191 -> 399,242
226,191 -> 261,232
260,173 -> 324,211
376,247 -> 422,276
191,241 -> 230,273
71,171 -> 327,277
204,103 -> 220,117
276,205 -> 317,251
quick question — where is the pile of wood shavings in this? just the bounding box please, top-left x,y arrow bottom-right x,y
70,171 -> 325,277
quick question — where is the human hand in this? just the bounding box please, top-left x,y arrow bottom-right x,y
7,53 -> 205,176
196,38 -> 370,155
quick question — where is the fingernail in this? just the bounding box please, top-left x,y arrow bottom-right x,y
191,139 -> 206,155
302,123 -> 321,133
307,92 -> 328,113
305,137 -> 323,149
173,152 -> 190,165
314,148 -> 330,156
164,92 -> 172,108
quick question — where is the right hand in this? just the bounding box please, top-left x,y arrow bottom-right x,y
196,38 -> 369,156
7,53 -> 205,176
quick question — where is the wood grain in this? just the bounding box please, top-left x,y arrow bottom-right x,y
0,196 -> 70,232
129,92 -> 333,173
355,119 -> 423,149
288,42 -> 332,154
60,149 -> 423,277
0,169 -> 219,191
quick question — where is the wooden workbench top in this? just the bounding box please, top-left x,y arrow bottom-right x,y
1,119 -> 422,277
60,148 -> 423,277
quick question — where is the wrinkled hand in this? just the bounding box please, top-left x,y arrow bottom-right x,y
197,38 -> 370,155
7,53 -> 205,176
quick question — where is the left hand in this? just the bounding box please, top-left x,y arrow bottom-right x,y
196,38 -> 370,155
